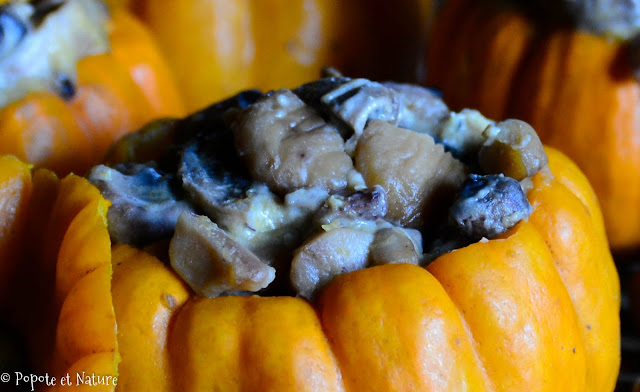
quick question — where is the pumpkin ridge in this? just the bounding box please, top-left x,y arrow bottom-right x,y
428,221 -> 587,391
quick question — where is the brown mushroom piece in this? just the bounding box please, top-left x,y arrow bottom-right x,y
292,76 -> 352,137
179,139 -> 329,256
355,119 -> 466,227
87,163 -> 193,246
383,82 -> 450,136
320,79 -> 399,135
295,78 -> 449,142
169,212 -> 276,298
179,140 -> 252,229
478,119 -> 548,180
290,227 -> 375,300
449,174 -> 533,241
369,227 -> 423,266
233,89 -> 355,195
314,185 -> 388,228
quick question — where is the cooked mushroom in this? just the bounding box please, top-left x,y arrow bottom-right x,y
383,82 -> 450,135
296,78 -> 448,143
169,212 -> 276,298
233,89 -> 355,194
290,227 -> 375,299
179,140 -> 252,220
87,163 -> 193,246
179,138 -> 328,249
355,119 -> 466,227
369,227 -> 423,266
315,185 -> 388,227
449,174 -> 533,241
320,79 -> 399,135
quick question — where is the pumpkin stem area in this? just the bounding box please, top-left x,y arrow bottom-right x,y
88,75 -> 546,300
0,0 -> 109,108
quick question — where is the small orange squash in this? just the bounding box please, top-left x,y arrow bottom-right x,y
0,0 -> 184,176
0,78 -> 620,391
427,0 -> 640,252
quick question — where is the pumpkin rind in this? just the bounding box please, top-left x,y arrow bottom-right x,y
111,245 -> 189,391
1,170 -> 118,388
0,156 -> 32,313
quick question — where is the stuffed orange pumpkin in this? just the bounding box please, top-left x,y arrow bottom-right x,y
0,0 -> 184,176
2,77 -> 620,391
106,0 -> 434,112
426,0 -> 640,252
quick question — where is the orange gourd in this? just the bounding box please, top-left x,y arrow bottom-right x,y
426,0 -> 640,252
113,0 -> 434,112
0,0 -> 184,176
0,147 -> 620,390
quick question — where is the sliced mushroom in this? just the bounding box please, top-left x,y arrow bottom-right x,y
179,140 -> 252,219
290,227 -> 375,299
293,76 -> 355,140
179,138 -> 328,248
296,78 -> 449,143
321,79 -> 399,135
355,119 -> 467,227
449,174 -> 533,241
293,76 -> 351,115
315,185 -> 388,227
87,163 -> 193,246
233,89 -> 354,194
383,82 -> 450,136
169,212 -> 276,298
369,227 -> 423,266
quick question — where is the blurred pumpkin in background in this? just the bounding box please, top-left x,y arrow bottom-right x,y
0,0 -> 184,176
426,0 -> 640,252
105,0 -> 434,112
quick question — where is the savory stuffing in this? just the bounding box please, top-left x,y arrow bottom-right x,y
233,89 -> 354,194
355,119 -> 466,227
449,174 -> 533,241
291,227 -> 375,299
169,212 -> 275,297
87,163 -> 193,246
91,75 -> 546,299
